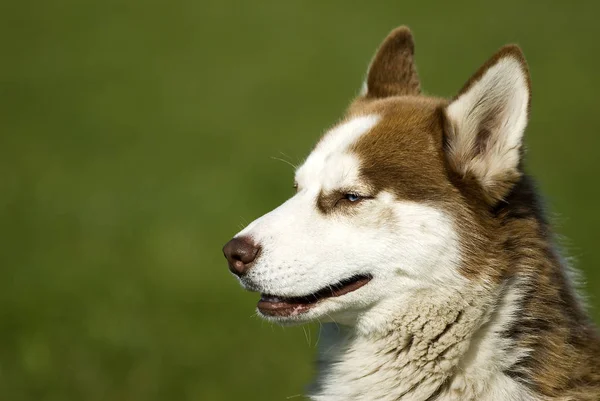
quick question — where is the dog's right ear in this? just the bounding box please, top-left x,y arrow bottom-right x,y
362,26 -> 420,98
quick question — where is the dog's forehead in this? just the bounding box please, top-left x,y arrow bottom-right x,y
295,115 -> 380,190
350,96 -> 446,156
350,97 -> 450,200
296,97 -> 447,192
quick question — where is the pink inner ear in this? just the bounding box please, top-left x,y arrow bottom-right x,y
444,53 -> 530,204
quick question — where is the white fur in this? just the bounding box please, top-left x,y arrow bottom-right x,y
310,284 -> 535,401
446,57 -> 529,189
359,80 -> 369,96
295,114 -> 380,191
235,115 -> 464,326
234,112 -> 536,399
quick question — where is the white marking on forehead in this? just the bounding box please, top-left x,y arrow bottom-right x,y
317,114 -> 380,156
296,115 -> 380,188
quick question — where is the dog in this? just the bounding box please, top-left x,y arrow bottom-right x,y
223,26 -> 600,400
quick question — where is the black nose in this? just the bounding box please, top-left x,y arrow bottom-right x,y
222,236 -> 260,276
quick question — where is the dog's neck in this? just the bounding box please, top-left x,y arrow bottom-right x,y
306,180 -> 600,401
308,287 -> 534,401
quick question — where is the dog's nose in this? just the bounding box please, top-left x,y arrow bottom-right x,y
223,236 -> 260,276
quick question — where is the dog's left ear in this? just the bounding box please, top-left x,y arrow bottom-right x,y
363,26 -> 420,98
444,45 -> 531,204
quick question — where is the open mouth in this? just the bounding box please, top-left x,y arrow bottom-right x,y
257,274 -> 372,317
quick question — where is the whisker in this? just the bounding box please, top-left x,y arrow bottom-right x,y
324,313 -> 341,334
270,156 -> 297,169
314,319 -> 323,348
238,216 -> 250,231
302,326 -> 311,347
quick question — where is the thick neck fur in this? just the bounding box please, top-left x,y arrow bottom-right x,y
309,176 -> 600,401
309,288 -> 531,401
493,176 -> 600,400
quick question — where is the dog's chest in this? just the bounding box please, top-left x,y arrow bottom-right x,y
310,342 -> 534,401
308,308 -> 536,401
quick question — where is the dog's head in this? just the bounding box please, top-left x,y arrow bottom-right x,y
223,27 -> 530,327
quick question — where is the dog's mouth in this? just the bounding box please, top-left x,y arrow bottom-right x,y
257,274 -> 372,317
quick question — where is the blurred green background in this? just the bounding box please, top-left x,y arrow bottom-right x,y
1,1 -> 599,400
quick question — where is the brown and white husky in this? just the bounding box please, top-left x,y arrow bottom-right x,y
223,26 -> 600,400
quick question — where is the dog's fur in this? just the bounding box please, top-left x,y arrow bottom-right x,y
225,27 -> 600,400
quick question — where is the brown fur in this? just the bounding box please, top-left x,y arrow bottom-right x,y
344,26 -> 600,400
366,27 -> 420,98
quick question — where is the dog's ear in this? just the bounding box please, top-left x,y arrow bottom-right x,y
362,26 -> 420,98
444,45 -> 531,204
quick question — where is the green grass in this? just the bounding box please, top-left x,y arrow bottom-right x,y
1,1 -> 599,400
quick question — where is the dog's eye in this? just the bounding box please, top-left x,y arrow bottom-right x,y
345,193 -> 362,202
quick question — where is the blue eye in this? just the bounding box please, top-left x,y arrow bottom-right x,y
345,193 -> 361,202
